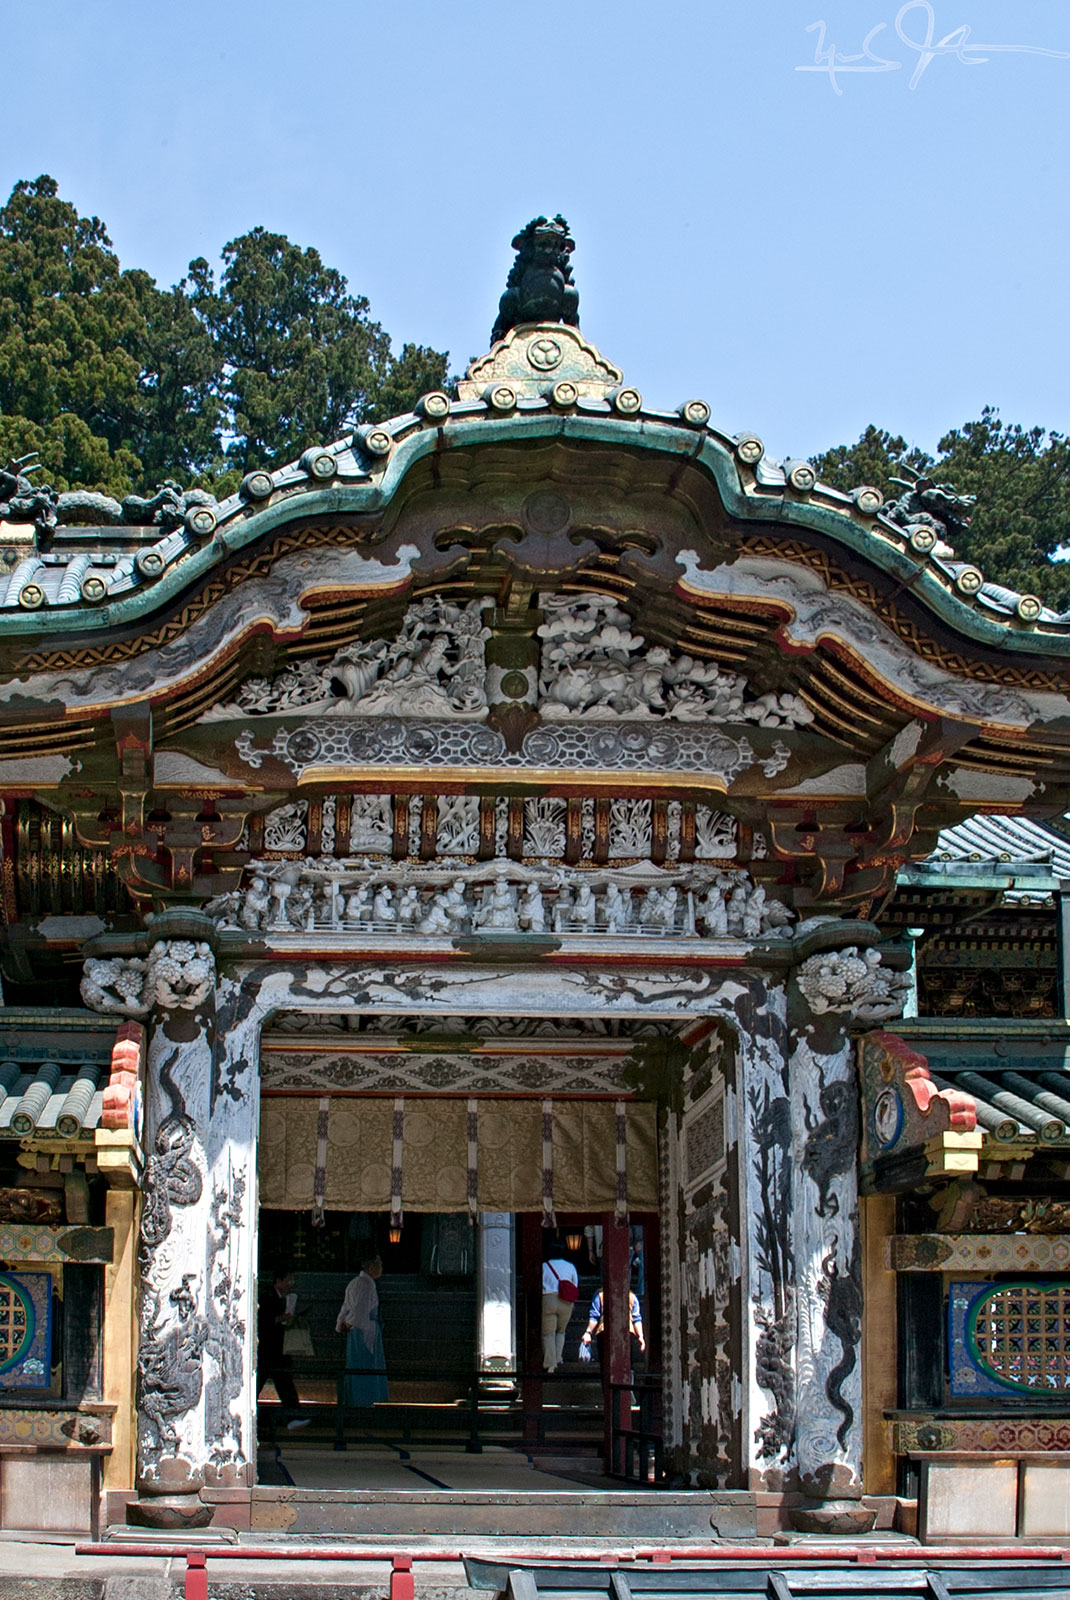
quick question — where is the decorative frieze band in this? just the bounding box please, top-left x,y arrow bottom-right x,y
888,1232 -> 1070,1273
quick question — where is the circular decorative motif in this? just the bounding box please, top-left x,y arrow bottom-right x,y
735,434 -> 764,465
286,730 -> 322,764
419,391 -> 451,420
135,548 -> 165,580
613,387 -> 642,415
680,399 -> 711,427
967,1279 -> 1070,1393
955,565 -> 984,596
1017,593 -> 1043,622
467,725 -> 506,761
0,1276 -> 34,1374
306,451 -> 337,481
80,574 -> 107,604
909,525 -> 936,554
527,335 -> 564,371
852,485 -> 883,514
363,429 -> 393,458
17,583 -> 44,610
551,380 -> 578,407
788,462 -> 817,494
873,1085 -> 903,1148
524,489 -> 571,534
186,505 -> 218,536
500,670 -> 529,700
488,385 -> 517,412
241,470 -> 274,501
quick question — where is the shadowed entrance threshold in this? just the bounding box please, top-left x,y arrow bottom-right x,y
250,1447 -> 716,1536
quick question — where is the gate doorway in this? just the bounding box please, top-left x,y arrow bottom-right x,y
254,1205 -> 661,1490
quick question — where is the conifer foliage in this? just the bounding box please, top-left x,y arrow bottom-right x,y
0,176 -> 451,497
812,414 -> 1070,609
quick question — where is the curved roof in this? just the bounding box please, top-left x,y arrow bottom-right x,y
0,322 -> 1064,658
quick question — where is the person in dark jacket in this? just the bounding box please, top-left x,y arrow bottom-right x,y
257,1267 -> 309,1430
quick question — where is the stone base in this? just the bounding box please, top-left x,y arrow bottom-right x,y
129,1455 -> 215,1529
127,1492 -> 215,1530
789,1498 -> 878,1536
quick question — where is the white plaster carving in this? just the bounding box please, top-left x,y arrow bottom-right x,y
666,800 -> 682,861
407,795 -> 424,857
437,794 -> 481,855
524,797 -> 566,858
797,946 -> 910,1024
537,593 -> 814,727
148,941 -> 216,1011
81,940 -> 216,1016
264,800 -> 307,853
349,795 -> 393,855
320,796 -> 336,855
252,716 -> 758,785
610,798 -> 652,858
81,955 -> 151,1016
208,597 -> 492,721
206,857 -> 793,944
695,806 -> 738,859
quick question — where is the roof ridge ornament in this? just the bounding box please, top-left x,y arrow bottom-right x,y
491,215 -> 579,345
459,216 -> 622,402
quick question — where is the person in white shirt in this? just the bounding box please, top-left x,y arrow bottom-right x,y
541,1244 -> 579,1373
335,1253 -> 388,1408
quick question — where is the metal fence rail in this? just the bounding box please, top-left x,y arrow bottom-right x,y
72,1545 -> 1070,1600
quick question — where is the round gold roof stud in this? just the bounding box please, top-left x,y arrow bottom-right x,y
135,548 -> 166,581
909,525 -> 937,554
955,566 -> 984,596
1016,594 -> 1043,622
240,469 -> 274,502
485,384 -> 518,413
678,399 -> 711,427
300,447 -> 337,481
786,460 -> 817,494
852,485 -> 883,515
735,434 -> 764,465
550,380 -> 579,408
17,582 -> 44,609
611,387 -> 642,416
80,574 -> 107,604
360,427 -> 394,458
417,392 -> 451,420
186,504 -> 218,537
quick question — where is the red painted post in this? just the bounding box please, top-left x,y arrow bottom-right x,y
391,1554 -> 415,1600
601,1212 -> 631,1474
185,1551 -> 208,1600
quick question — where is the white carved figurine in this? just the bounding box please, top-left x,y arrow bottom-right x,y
475,874 -> 519,931
572,881 -> 597,931
518,882 -> 545,933
419,892 -> 453,935
372,885 -> 396,924
602,882 -> 630,932
240,873 -> 271,931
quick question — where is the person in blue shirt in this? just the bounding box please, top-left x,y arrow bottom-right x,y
580,1287 -> 645,1371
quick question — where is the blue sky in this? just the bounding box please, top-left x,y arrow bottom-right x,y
2,0 -> 1069,461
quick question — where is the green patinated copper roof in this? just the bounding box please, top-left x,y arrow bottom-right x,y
0,323 -> 1062,662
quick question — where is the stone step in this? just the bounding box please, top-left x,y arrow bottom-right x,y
249,1487 -> 714,1538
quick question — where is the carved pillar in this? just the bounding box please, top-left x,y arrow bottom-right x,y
781,942 -> 907,1534
786,1019 -> 868,1533
80,926 -> 263,1529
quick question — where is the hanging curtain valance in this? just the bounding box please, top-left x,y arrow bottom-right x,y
259,1096 -> 658,1213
